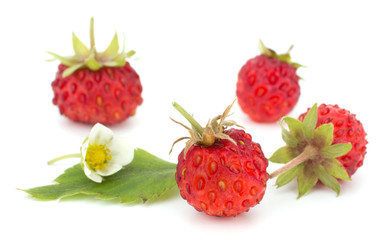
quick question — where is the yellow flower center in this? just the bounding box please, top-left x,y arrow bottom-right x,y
85,144 -> 112,171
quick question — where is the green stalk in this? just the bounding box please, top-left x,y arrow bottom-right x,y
48,153 -> 81,165
172,102 -> 204,135
90,17 -> 95,52
269,145 -> 318,179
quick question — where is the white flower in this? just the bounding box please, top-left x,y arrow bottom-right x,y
80,123 -> 134,183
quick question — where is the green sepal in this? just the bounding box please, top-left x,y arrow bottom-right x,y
297,164 -> 318,199
280,121 -> 299,148
103,59 -> 126,67
283,116 -> 304,140
276,164 -> 304,188
277,53 -> 292,63
102,32 -> 120,58
258,39 -> 274,57
62,63 -> 84,78
126,50 -> 136,58
47,52 -> 80,66
321,143 -> 352,158
324,158 -> 351,181
302,103 -> 318,140
314,165 -> 341,196
291,62 -> 305,68
72,33 -> 90,57
49,18 -> 136,77
268,146 -> 296,164
103,50 -> 135,67
313,123 -> 334,146
84,48 -> 102,71
21,149 -> 177,203
258,40 -> 303,69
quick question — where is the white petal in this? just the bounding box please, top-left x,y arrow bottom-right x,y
87,171 -> 103,183
82,162 -> 103,183
107,137 -> 134,166
81,139 -> 89,160
96,163 -> 123,176
88,123 -> 114,145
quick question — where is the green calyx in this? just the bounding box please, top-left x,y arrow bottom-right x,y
170,100 -> 243,158
258,39 -> 303,69
269,103 -> 352,198
48,17 -> 135,77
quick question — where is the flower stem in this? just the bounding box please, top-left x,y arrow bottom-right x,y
172,102 -> 204,135
269,145 -> 317,179
48,153 -> 81,165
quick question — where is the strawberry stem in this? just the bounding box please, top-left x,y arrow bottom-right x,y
90,17 -> 96,52
172,102 -> 204,135
269,145 -> 317,179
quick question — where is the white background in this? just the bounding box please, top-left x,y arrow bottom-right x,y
1,0 -> 388,239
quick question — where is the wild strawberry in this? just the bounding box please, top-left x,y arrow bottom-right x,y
50,18 -> 142,125
236,40 -> 302,122
170,101 -> 269,217
268,104 -> 367,198
298,104 -> 368,177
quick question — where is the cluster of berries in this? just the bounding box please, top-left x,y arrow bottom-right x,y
50,19 -> 367,217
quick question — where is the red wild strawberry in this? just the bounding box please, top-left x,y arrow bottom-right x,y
236,40 -> 302,122
170,101 -> 269,217
298,104 -> 367,177
268,104 -> 367,198
50,18 -> 142,125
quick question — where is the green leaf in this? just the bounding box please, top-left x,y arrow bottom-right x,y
276,163 -> 304,188
22,149 -> 177,203
314,165 -> 341,196
321,143 -> 352,158
280,121 -> 299,147
302,103 -> 318,140
72,33 -> 90,57
325,158 -> 351,181
268,146 -> 296,164
313,123 -> 334,146
297,165 -> 318,198
283,117 -> 303,140
102,32 -> 120,57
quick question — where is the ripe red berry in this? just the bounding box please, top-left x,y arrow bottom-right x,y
171,102 -> 269,216
52,63 -> 142,125
176,128 -> 268,217
49,18 -> 142,125
298,104 -> 367,176
268,103 -> 368,198
236,40 -> 301,122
